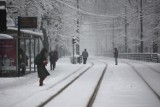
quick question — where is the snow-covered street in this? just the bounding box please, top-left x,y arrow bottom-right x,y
1,0 -> 160,107
0,57 -> 160,107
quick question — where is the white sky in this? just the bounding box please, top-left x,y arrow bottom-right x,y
0,57 -> 160,107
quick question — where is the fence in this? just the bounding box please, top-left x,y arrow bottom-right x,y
104,53 -> 160,63
118,53 -> 160,63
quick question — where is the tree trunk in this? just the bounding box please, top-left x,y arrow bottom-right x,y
41,28 -> 49,51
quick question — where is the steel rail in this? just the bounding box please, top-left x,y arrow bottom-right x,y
38,63 -> 94,107
125,62 -> 160,100
87,62 -> 108,107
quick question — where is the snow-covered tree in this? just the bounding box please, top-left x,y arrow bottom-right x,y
126,0 -> 160,53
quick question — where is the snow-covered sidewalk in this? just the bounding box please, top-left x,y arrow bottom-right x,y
0,57 -> 84,107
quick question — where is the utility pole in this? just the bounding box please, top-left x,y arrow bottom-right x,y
140,0 -> 143,53
106,34 -> 108,54
73,41 -> 75,64
76,0 -> 80,55
17,16 -> 21,76
112,20 -> 115,51
0,1 -> 7,33
124,6 -> 128,53
24,0 -> 28,16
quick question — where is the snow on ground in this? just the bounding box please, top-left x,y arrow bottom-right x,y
0,57 -> 84,107
0,57 -> 160,107
45,60 -> 106,107
93,59 -> 160,107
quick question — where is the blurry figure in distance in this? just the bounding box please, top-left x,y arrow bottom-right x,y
49,50 -> 58,70
114,48 -> 118,65
19,48 -> 28,76
82,49 -> 89,64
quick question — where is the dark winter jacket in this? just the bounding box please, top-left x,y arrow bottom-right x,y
19,48 -> 28,67
82,51 -> 88,59
114,50 -> 118,58
49,51 -> 58,63
37,54 -> 50,78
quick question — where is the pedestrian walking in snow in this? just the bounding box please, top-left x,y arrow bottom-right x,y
36,48 -> 50,86
114,48 -> 118,65
82,49 -> 89,64
49,50 -> 58,70
19,48 -> 28,76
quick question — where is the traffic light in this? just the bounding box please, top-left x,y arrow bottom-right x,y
0,9 -> 7,32
72,38 -> 76,44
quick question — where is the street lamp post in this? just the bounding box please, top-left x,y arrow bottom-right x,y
112,20 -> 115,51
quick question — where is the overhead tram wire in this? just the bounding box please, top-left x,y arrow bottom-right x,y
51,0 -> 138,31
55,0 -> 154,18
53,0 -> 156,28
53,0 -> 159,50
53,0 -> 147,33
52,0 -> 142,30
81,21 -> 113,25
80,27 -> 136,32
54,0 -> 123,18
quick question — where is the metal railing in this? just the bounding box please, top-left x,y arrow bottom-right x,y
103,53 -> 160,63
118,53 -> 160,63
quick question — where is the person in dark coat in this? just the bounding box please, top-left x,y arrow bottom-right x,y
114,48 -> 118,65
82,49 -> 89,64
49,50 -> 58,70
37,48 -> 50,86
19,48 -> 28,76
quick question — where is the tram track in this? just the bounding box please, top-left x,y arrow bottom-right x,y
12,63 -> 92,107
38,60 -> 108,107
39,59 -> 159,107
87,62 -> 108,107
46,65 -> 87,90
38,62 -> 94,107
123,59 -> 160,74
139,62 -> 160,74
123,61 -> 160,101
